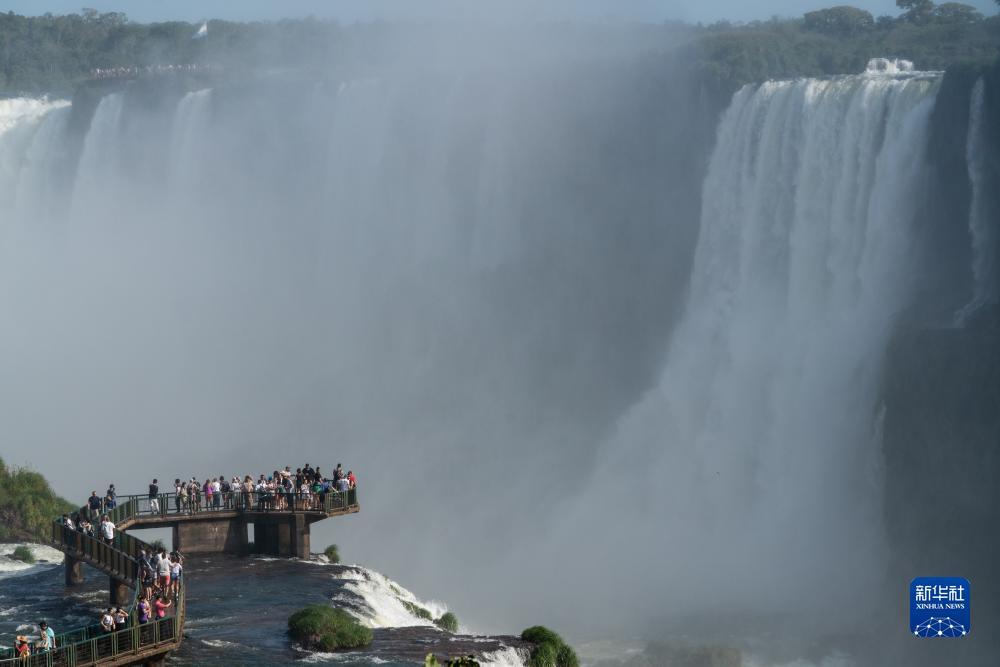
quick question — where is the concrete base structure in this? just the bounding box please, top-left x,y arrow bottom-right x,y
172,517 -> 248,555
110,578 -> 131,606
65,556 -> 85,585
252,514 -> 311,558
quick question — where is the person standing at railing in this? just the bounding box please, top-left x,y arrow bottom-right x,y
211,477 -> 222,509
174,479 -> 183,512
154,594 -> 172,620
149,479 -> 160,514
38,621 -> 54,652
100,609 -> 115,634
104,484 -> 117,511
156,549 -> 171,592
138,595 -> 152,624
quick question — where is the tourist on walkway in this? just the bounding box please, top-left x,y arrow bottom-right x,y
174,479 -> 183,512
38,621 -> 54,651
87,491 -> 102,520
114,608 -> 128,630
154,594 -> 172,619
100,609 -> 115,633
170,555 -> 183,597
149,479 -> 160,514
14,636 -> 30,657
101,516 -> 115,545
138,595 -> 151,624
157,549 -> 171,592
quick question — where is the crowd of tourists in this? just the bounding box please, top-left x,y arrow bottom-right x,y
152,462 -> 357,514
89,63 -> 220,80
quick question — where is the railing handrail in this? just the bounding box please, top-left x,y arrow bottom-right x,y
72,488 -> 360,522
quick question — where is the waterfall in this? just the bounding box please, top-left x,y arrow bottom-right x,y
956,77 -> 997,324
600,70 -> 939,616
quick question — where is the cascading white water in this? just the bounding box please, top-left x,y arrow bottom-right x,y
956,77 -> 996,324
597,69 -> 939,617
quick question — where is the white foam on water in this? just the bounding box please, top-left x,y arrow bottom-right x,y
0,543 -> 64,580
298,650 -> 390,664
865,58 -> 915,75
0,97 -> 69,137
478,646 -> 530,667
331,565 -> 449,629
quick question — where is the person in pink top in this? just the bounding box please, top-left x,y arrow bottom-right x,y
154,594 -> 172,619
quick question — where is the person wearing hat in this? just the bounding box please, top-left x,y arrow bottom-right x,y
14,636 -> 31,657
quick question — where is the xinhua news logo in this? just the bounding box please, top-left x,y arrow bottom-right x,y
910,577 -> 971,638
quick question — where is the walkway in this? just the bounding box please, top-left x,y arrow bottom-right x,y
0,487 -> 359,666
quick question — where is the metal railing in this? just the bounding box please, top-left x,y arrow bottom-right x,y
93,488 -> 359,519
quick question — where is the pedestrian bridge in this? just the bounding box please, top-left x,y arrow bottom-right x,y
0,488 -> 358,666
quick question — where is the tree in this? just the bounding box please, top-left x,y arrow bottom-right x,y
803,6 -> 876,35
933,2 -> 982,22
897,0 -> 936,23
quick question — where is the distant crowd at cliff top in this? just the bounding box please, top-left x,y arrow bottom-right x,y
89,63 -> 221,80
75,462 -> 357,517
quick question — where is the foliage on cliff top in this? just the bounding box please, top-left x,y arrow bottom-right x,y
520,626 -> 578,667
288,605 -> 372,651
324,543 -> 340,563
0,6 -> 997,95
0,457 -> 76,543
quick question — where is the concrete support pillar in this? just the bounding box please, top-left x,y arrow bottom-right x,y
110,578 -> 130,606
65,555 -> 84,586
173,517 -> 247,554
291,514 -> 310,559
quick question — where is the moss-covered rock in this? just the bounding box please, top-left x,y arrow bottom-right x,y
10,545 -> 35,563
520,626 -> 578,667
288,605 -> 372,651
324,544 -> 340,564
434,611 -> 459,633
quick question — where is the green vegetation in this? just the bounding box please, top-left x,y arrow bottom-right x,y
434,612 -> 459,633
10,545 -> 35,563
149,538 -> 167,553
0,6 -> 997,96
401,600 -> 434,621
287,605 -> 373,652
425,655 -> 480,667
0,457 -> 76,543
324,544 -> 340,564
520,626 -> 578,667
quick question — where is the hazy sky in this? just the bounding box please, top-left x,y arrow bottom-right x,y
4,0 -> 997,25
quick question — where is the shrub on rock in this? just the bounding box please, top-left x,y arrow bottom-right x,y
288,605 -> 372,651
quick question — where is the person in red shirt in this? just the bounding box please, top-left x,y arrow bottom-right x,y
347,471 -> 356,488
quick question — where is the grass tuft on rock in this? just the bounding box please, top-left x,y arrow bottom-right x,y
288,605 -> 372,651
434,611 -> 459,633
401,600 -> 433,621
10,545 -> 35,563
521,626 -> 578,667
324,544 -> 340,564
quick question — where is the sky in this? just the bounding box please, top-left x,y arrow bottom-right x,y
3,0 -> 997,25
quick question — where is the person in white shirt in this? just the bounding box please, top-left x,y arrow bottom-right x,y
156,550 -> 172,593
101,517 -> 115,545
